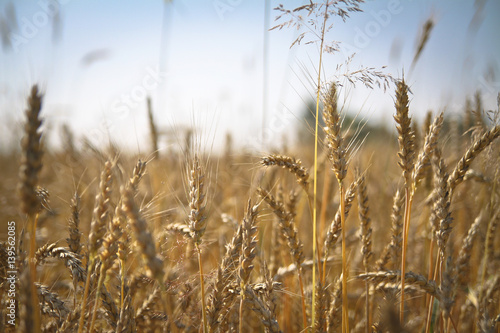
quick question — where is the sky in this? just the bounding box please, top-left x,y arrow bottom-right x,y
0,0 -> 499,153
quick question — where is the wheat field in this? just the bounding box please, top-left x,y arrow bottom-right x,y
1,78 -> 499,333
1,2 -> 500,333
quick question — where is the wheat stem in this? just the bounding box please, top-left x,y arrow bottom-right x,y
340,184 -> 349,333
298,269 -> 309,331
29,214 -> 41,333
400,188 -> 413,323
196,244 -> 208,333
312,3 -> 330,330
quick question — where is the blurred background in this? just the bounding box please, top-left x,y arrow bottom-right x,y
0,0 -> 499,154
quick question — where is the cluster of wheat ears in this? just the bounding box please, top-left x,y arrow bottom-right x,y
0,74 -> 499,333
1,2 -> 500,332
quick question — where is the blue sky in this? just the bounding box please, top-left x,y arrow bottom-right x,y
1,0 -> 499,152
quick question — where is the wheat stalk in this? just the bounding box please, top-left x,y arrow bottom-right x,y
393,78 -> 415,323
78,160 -> 113,333
19,85 -> 44,333
257,186 -> 307,329
357,173 -> 372,333
187,154 -> 209,332
238,199 -> 259,333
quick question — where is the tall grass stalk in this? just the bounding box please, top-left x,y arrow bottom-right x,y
312,2 -> 329,329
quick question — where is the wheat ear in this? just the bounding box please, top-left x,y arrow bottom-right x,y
322,81 -> 351,333
238,200 -> 259,333
78,161 -> 113,333
19,85 -> 44,333
257,187 -> 307,329
187,154 -> 208,332
357,174 -> 373,333
147,97 -> 159,160
393,78 -> 415,323
448,125 -> 500,194
261,154 -> 309,191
